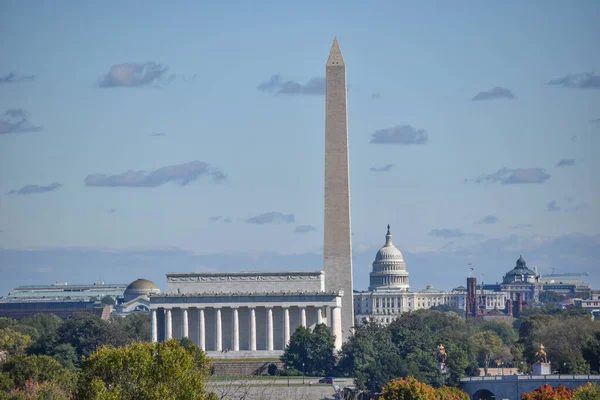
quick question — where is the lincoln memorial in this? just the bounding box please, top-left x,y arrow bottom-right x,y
149,271 -> 344,358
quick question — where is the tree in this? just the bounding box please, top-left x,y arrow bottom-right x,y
472,331 -> 503,376
57,313 -> 123,359
0,329 -> 32,356
436,386 -> 469,400
50,343 -> 79,370
5,381 -> 70,400
280,324 -> 336,376
100,296 -> 115,307
444,343 -> 470,386
2,354 -> 77,394
521,384 -> 573,400
76,339 -> 217,400
20,314 -> 63,356
381,377 -> 437,400
574,383 -> 600,400
582,332 -> 600,373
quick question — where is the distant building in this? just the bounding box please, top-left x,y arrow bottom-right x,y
575,290 -> 600,320
114,279 -> 161,316
353,226 -> 508,324
483,256 -> 542,304
0,279 -> 160,320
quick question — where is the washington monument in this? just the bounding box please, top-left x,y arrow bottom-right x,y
324,38 -> 353,342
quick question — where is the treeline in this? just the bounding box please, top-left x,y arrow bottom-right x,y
281,307 -> 600,394
0,312 -> 150,397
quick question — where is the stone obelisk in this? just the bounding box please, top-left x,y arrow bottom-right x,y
324,38 -> 353,343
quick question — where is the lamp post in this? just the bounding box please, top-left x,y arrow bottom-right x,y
302,362 -> 305,385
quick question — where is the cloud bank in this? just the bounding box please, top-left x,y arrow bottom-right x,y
0,73 -> 35,85
556,159 -> 575,167
472,87 -> 516,101
468,167 -> 551,184
370,164 -> 395,173
477,215 -> 498,224
246,212 -> 295,225
428,228 -> 483,239
0,109 -> 42,135
8,182 -> 62,195
98,62 -> 169,88
257,75 -> 325,95
295,225 -> 317,234
85,160 -> 226,187
370,125 -> 428,145
547,73 -> 600,89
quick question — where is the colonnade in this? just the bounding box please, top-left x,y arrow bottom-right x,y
150,304 -> 343,351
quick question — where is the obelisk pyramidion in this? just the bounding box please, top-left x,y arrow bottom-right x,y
324,37 -> 353,343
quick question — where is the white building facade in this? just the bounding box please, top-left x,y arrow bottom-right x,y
150,272 -> 344,358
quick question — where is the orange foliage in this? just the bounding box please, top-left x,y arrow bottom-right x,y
521,384 -> 574,400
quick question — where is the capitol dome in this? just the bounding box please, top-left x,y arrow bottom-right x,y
124,279 -> 161,302
368,225 -> 410,291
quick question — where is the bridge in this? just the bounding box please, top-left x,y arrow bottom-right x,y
460,374 -> 600,400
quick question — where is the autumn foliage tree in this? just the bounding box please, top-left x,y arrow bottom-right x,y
381,377 -> 468,400
573,383 -> 600,400
521,384 -> 573,400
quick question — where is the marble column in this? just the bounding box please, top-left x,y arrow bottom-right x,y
182,308 -> 189,338
316,307 -> 323,325
215,307 -> 222,352
332,306 -> 343,350
283,307 -> 290,346
198,308 -> 205,350
249,307 -> 257,351
151,309 -> 158,342
232,307 -> 239,351
266,307 -> 274,351
300,307 -> 307,328
165,308 -> 172,340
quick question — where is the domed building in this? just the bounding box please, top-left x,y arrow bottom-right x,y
483,255 -> 542,304
354,226 -> 508,324
124,279 -> 161,302
368,225 -> 409,291
116,279 -> 161,315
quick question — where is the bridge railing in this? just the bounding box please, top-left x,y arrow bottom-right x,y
461,375 -> 600,383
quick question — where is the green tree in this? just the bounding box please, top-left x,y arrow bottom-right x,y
76,339 -> 217,400
0,329 -> 33,356
20,314 -> 63,356
2,354 -> 77,394
281,324 -> 336,376
582,331 -> 600,373
472,331 -> 503,375
574,383 -> 600,400
0,371 -> 15,393
444,343 -> 470,386
100,296 -> 115,307
50,343 -> 79,370
57,313 -> 123,359
474,320 -> 518,346
436,386 -> 470,400
281,326 -> 311,373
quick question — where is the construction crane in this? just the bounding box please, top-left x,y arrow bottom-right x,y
542,267 -> 589,278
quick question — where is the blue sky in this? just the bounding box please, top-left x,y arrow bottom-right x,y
1,1 -> 599,295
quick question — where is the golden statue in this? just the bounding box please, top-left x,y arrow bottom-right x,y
436,344 -> 448,364
535,344 -> 548,363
